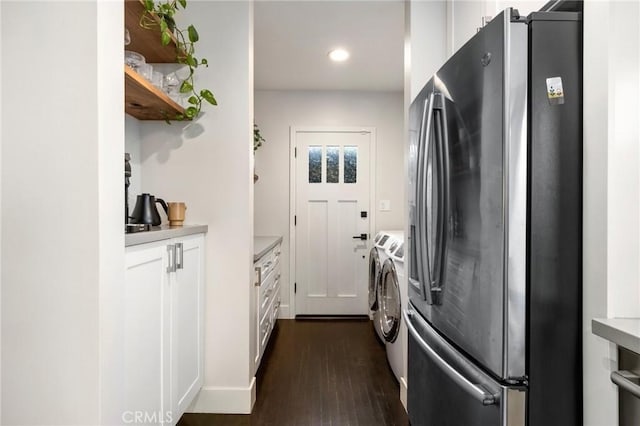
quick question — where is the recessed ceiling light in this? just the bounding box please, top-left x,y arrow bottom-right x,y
328,48 -> 350,62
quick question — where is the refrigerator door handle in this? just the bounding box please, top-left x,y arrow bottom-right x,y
416,93 -> 435,302
404,308 -> 498,406
611,370 -> 640,400
430,93 -> 450,304
419,93 -> 436,303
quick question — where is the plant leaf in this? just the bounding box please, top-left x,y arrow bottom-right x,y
178,0 -> 187,8
200,89 -> 217,105
180,80 -> 193,93
165,16 -> 176,32
144,0 -> 154,11
185,106 -> 198,119
161,30 -> 171,46
175,113 -> 185,121
187,25 -> 199,43
160,19 -> 168,33
188,96 -> 199,105
186,55 -> 196,67
201,58 -> 208,66
161,4 -> 173,16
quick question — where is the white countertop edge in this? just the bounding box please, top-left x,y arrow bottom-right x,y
254,236 -> 283,262
125,224 -> 208,247
592,318 -> 640,354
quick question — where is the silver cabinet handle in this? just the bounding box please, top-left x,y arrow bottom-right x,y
254,266 -> 262,287
611,370 -> 640,399
166,244 -> 176,273
403,308 -> 498,406
175,242 -> 184,270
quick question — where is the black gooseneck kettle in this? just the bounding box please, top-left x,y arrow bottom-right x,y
131,193 -> 168,226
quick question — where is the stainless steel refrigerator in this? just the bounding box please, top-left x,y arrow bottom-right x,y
406,8 -> 582,426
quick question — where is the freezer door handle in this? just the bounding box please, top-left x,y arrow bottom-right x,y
611,370 -> 640,400
428,93 -> 450,305
418,93 -> 436,303
404,308 -> 498,406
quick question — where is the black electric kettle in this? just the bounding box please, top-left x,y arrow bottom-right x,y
131,193 -> 168,226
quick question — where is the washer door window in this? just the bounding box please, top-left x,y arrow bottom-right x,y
379,259 -> 401,343
368,247 -> 381,310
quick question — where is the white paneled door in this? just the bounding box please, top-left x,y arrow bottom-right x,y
294,129 -> 372,315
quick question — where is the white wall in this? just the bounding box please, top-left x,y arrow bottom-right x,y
1,1 -> 122,424
97,1 -> 126,424
408,0 -> 447,101
138,1 -> 256,414
446,0 -> 484,57
583,1 -> 640,425
0,1 -> 3,421
253,90 -> 404,318
582,2 -> 616,423
605,0 -> 640,319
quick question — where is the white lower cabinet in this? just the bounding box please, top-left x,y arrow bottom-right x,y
124,233 -> 205,425
253,242 -> 282,371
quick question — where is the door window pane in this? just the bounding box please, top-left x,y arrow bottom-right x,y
326,146 -> 340,183
308,146 -> 322,183
344,146 -> 358,183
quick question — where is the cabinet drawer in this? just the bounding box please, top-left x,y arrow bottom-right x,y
259,305 -> 273,353
259,264 -> 281,314
255,253 -> 275,281
272,244 -> 282,268
259,272 -> 275,320
254,243 -> 282,285
272,278 -> 281,319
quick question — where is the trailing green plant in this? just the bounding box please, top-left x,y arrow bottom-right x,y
254,124 -> 266,152
139,0 -> 217,121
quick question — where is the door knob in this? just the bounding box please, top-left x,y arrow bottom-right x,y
352,233 -> 368,241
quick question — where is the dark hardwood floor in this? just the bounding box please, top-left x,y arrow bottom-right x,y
179,318 -> 409,426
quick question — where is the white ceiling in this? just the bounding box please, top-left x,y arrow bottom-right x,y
254,1 -> 405,92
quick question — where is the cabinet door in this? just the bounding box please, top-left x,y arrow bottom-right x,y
124,243 -> 171,425
172,234 -> 205,419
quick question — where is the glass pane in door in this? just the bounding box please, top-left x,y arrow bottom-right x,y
326,146 -> 339,183
344,146 -> 358,183
308,146 -> 322,183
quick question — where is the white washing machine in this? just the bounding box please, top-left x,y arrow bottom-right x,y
369,231 -> 402,342
378,235 -> 406,385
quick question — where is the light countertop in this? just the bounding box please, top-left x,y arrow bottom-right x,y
254,236 -> 283,262
125,224 -> 208,247
592,318 -> 640,354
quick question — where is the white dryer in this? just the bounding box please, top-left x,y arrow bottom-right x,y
378,236 -> 407,385
369,231 -> 402,342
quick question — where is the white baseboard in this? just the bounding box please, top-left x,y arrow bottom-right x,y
186,377 -> 256,414
400,376 -> 408,411
277,304 -> 293,319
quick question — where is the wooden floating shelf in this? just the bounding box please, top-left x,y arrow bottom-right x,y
125,0 -> 185,63
124,66 -> 186,121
